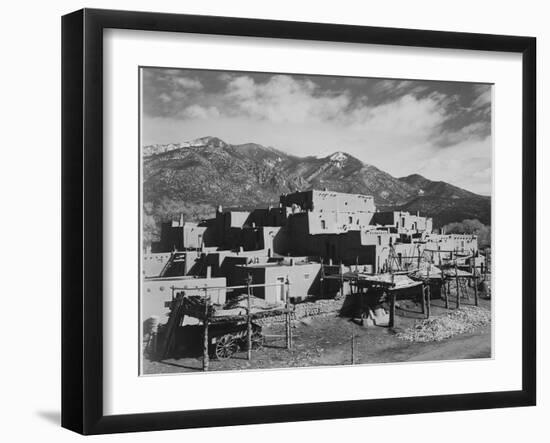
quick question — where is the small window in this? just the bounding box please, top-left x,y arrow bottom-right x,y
377,235 -> 382,246
348,216 -> 353,224
304,273 -> 310,279
321,220 -> 326,229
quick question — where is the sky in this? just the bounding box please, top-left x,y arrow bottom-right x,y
141,67 -> 492,195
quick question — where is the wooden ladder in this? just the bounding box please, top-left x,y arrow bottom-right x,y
159,292 -> 187,359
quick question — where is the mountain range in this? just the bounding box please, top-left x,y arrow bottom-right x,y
143,136 -> 491,228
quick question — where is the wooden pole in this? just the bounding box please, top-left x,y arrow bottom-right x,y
203,287 -> 210,371
152,329 -> 158,359
246,275 -> 252,361
320,265 -> 325,299
389,290 -> 396,328
473,254 -> 479,306
421,283 -> 426,314
426,284 -> 431,319
285,277 -> 291,350
360,284 -> 365,326
426,268 -> 431,318
389,271 -> 396,328
455,263 -> 460,309
340,263 -> 344,297
351,330 -> 355,365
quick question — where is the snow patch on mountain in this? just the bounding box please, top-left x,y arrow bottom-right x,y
143,136 -> 227,156
329,151 -> 348,162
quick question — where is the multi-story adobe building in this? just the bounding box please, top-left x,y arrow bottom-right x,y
143,189 -> 481,323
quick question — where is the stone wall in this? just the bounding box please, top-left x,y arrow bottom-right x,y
257,296 -> 345,325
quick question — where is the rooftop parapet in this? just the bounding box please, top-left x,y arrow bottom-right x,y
280,189 -> 376,214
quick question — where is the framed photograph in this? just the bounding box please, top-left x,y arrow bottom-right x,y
62,8 -> 536,435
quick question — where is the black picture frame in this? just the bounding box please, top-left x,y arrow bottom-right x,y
61,8 -> 536,435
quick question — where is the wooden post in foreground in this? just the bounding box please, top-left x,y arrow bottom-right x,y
473,256 -> 479,306
389,272 -> 396,328
426,268 -> 431,318
389,291 -> 396,328
455,263 -> 460,309
340,262 -> 344,297
246,275 -> 252,361
285,277 -> 292,349
319,264 -> 325,298
421,282 -> 426,314
203,287 -> 210,371
351,330 -> 356,365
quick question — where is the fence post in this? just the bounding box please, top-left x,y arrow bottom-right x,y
246,275 -> 252,361
473,256 -> 479,307
389,290 -> 396,328
203,286 -> 209,371
351,330 -> 355,365
455,263 -> 460,309
426,268 -> 431,318
286,276 -> 292,349
320,263 -> 325,298
420,281 -> 426,314
389,273 -> 396,328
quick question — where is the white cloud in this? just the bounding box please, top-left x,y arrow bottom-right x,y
174,77 -> 203,90
347,94 -> 447,139
414,138 -> 492,194
225,74 -> 351,124
158,93 -> 171,103
180,105 -> 220,119
472,85 -> 492,108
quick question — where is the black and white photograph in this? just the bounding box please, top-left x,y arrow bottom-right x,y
0,0 -> 544,440
140,67 -> 493,374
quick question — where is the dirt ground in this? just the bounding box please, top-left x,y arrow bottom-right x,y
142,295 -> 492,374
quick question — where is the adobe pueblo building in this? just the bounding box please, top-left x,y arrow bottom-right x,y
143,190 -> 484,325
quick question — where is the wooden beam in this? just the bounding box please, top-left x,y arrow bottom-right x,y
455,263 -> 460,309
473,256 -> 479,306
389,290 -> 396,328
351,330 -> 356,365
203,288 -> 209,371
426,283 -> 431,318
421,283 -> 426,314
246,276 -> 252,361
